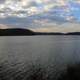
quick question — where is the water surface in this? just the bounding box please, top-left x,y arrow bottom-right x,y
0,36 -> 80,79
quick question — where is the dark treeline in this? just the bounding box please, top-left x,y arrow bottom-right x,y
35,32 -> 80,35
0,28 -> 35,36
0,28 -> 80,36
35,32 -> 64,35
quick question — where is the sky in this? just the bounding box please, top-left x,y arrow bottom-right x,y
0,0 -> 80,32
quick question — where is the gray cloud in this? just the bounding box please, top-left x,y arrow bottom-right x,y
0,0 -> 80,32
0,0 -> 5,3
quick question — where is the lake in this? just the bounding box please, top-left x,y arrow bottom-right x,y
0,36 -> 80,79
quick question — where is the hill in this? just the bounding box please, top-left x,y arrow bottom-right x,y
0,28 -> 35,36
0,28 -> 80,36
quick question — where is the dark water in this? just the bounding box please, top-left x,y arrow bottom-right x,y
0,36 -> 80,79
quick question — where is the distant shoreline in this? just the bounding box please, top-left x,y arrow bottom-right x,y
0,28 -> 80,36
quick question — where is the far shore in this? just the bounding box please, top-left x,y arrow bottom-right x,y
0,28 -> 80,36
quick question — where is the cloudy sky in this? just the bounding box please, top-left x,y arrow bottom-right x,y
0,0 -> 80,32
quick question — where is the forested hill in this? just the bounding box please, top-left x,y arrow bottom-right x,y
0,28 -> 80,36
0,28 -> 35,36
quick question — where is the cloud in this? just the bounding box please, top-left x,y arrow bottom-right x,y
0,1 -> 70,15
0,0 -> 80,32
0,0 -> 80,22
0,0 -> 54,18
0,24 -> 9,29
32,22 -> 80,32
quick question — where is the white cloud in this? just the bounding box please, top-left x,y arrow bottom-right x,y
0,0 -> 80,32
32,22 -> 80,32
0,0 -> 79,24
0,24 -> 9,29
0,0 -> 72,18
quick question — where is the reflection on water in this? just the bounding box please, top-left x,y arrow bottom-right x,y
0,36 -> 80,80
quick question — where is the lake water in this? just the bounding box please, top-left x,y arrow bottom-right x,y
0,36 -> 80,79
